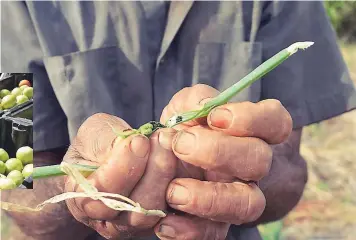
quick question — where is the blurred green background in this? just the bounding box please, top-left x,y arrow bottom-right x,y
2,1 -> 356,240
324,1 -> 356,43
259,2 -> 356,240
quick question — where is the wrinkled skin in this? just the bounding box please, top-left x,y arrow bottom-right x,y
64,84 -> 293,239
2,84 -> 306,240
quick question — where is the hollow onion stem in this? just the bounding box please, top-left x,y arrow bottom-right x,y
33,164 -> 98,179
165,41 -> 314,128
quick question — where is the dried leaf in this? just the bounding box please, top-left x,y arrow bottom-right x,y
0,163 -> 166,218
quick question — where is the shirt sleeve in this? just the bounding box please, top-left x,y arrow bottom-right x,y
257,1 -> 356,128
1,2 -> 70,151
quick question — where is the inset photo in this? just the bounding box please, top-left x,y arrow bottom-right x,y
0,73 -> 33,189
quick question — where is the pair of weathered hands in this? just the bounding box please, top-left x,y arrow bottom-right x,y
64,84 -> 293,239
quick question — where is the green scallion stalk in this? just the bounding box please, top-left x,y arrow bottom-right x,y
165,41 -> 314,127
33,164 -> 98,179
32,41 -> 314,180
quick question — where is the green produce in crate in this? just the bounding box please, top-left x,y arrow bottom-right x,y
16,146 -> 33,165
23,87 -> 33,99
0,162 -> 6,175
20,85 -> 29,91
7,170 -> 24,186
22,164 -> 33,178
1,94 -> 16,109
0,148 -> 10,162
11,87 -> 22,97
0,178 -> 16,190
0,89 -> 10,98
16,95 -> 29,105
5,158 -> 23,174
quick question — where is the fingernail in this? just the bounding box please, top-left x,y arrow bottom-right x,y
157,224 -> 176,238
209,108 -> 233,129
167,184 -> 190,205
130,135 -> 149,158
173,131 -> 196,155
158,131 -> 175,150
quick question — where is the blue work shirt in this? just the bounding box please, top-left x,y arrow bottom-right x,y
2,1 -> 356,240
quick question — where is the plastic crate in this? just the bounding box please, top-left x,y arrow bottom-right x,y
0,73 -> 33,87
0,101 -> 33,153
0,73 -> 33,189
0,74 -> 16,90
0,73 -> 33,116
0,116 -> 33,189
3,99 -> 33,120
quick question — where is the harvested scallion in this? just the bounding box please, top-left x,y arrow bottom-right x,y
165,41 -> 314,127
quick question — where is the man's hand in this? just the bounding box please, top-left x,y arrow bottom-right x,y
156,84 -> 293,239
63,113 -> 178,239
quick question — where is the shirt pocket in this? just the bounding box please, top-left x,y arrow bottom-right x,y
193,23 -> 263,103
43,46 -> 153,138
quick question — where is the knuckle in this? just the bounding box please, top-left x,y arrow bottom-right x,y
267,99 -> 283,110
235,122 -> 252,137
279,112 -> 293,142
188,84 -> 219,112
245,186 -> 266,223
243,188 -> 254,222
209,137 -> 224,170
242,101 -> 257,109
231,183 -> 249,224
65,140 -> 82,160
191,84 -> 220,98
256,140 -> 273,178
206,134 -> 230,172
200,182 -> 220,217
153,158 -> 177,180
78,113 -> 120,137
82,113 -> 112,130
231,103 -> 255,136
192,83 -> 210,90
235,183 -> 265,224
246,139 -> 272,180
240,101 -> 257,112
90,112 -> 110,121
170,96 -> 183,115
261,99 -> 293,144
